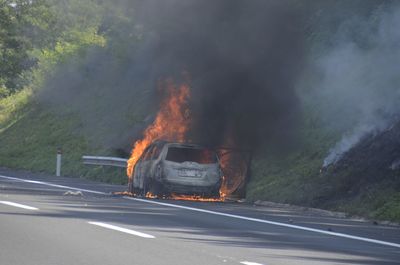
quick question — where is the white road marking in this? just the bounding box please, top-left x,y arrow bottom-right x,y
88,221 -> 155,238
127,197 -> 400,249
0,175 -> 107,195
0,200 -> 38,211
1,175 -> 400,249
240,262 -> 264,265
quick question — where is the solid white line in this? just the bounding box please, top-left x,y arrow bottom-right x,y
126,197 -> 400,249
88,221 -> 155,238
240,262 -> 264,265
0,175 -> 107,195
0,200 -> 38,211
1,175 -> 399,249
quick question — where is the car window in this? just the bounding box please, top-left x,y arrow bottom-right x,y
151,146 -> 162,160
142,146 -> 154,161
165,147 -> 217,164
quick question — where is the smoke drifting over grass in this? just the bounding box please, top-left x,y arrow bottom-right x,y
307,3 -> 400,167
39,0 -> 306,153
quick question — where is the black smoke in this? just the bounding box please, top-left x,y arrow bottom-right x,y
133,0 -> 306,150
39,0 -> 306,153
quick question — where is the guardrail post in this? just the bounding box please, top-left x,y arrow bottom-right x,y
56,148 -> 62,177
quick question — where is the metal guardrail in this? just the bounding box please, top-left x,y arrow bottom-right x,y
82,156 -> 128,168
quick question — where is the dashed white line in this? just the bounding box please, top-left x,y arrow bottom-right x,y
0,200 -> 38,211
88,221 -> 155,238
1,175 -> 400,249
240,262 -> 264,265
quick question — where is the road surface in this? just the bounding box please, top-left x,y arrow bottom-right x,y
0,168 -> 399,265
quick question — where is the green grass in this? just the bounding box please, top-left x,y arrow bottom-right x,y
0,90 -> 128,185
0,88 -> 32,133
373,193 -> 400,222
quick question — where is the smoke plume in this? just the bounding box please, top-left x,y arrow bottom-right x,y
132,0 -> 306,151
304,3 -> 400,167
38,0 -> 306,153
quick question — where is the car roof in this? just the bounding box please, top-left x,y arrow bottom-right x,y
166,143 -> 205,149
151,140 -> 210,150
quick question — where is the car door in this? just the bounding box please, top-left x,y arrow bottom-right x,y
133,146 -> 152,189
148,143 -> 164,181
139,145 -> 155,187
133,154 -> 144,189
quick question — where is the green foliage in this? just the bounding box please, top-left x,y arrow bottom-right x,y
0,0 -> 55,92
0,0 -> 111,94
0,84 -> 10,98
31,27 -> 106,91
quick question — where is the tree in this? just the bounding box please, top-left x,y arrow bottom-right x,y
0,0 -> 55,95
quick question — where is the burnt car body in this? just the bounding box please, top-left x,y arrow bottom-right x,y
130,141 -> 222,197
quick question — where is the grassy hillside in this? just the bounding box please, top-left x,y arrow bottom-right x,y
0,90 -> 127,184
247,109 -> 340,207
247,108 -> 400,222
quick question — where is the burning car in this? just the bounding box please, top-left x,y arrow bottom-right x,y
129,141 -> 223,197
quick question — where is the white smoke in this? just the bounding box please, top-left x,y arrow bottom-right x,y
322,121 -> 388,167
313,4 -> 400,167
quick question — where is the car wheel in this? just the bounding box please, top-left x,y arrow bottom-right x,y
128,180 -> 134,193
148,179 -> 164,197
142,176 -> 149,196
209,187 -> 221,198
132,187 -> 143,197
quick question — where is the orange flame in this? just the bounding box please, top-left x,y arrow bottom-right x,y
127,79 -> 191,179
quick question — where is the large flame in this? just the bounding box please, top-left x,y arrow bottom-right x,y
126,79 -> 248,202
127,79 -> 191,178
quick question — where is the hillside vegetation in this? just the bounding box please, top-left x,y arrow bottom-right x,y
0,0 -> 399,222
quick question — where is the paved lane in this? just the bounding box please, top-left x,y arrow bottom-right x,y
0,170 -> 399,265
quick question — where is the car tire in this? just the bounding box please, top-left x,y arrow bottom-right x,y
128,180 -> 134,193
142,175 -> 150,196
148,179 -> 164,198
209,186 -> 221,198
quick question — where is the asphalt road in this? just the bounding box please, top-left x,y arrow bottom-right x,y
0,168 -> 399,265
